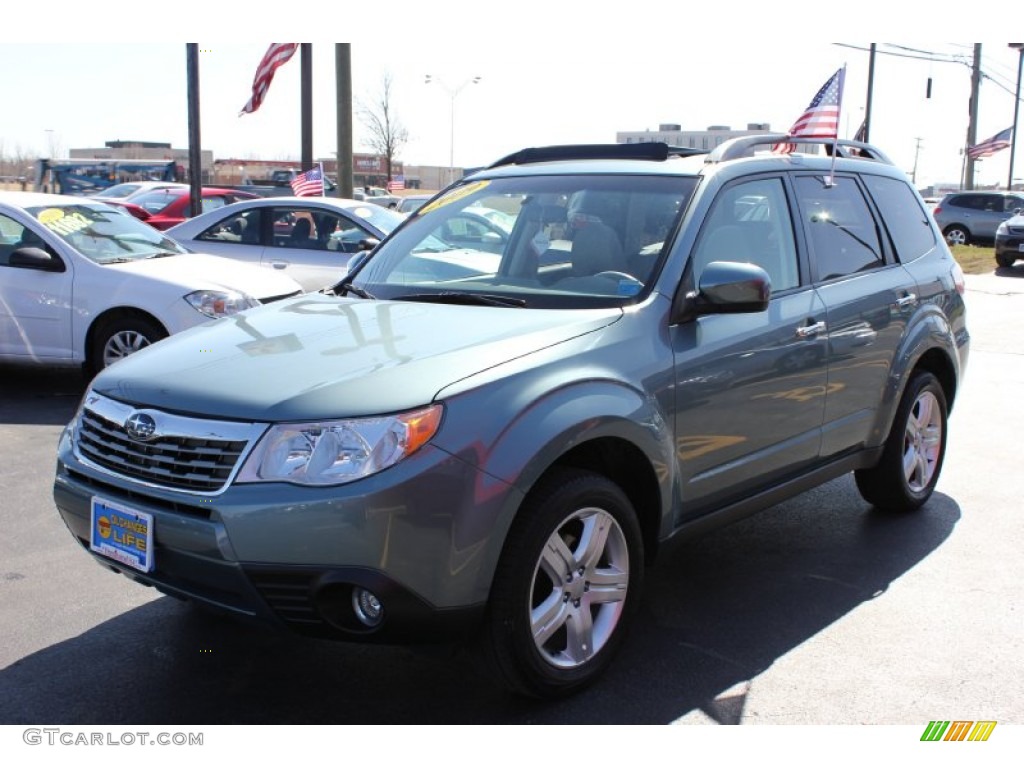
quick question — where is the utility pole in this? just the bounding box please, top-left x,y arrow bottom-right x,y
912,137 -> 922,185
185,44 -> 202,218
300,44 -> 313,172
964,44 -> 982,190
1008,44 -> 1023,190
864,44 -> 876,142
335,44 -> 354,199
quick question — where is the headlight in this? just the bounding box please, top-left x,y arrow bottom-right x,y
237,404 -> 443,486
996,222 -> 1008,236
184,289 -> 260,318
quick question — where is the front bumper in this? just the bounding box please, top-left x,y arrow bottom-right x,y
53,428 -> 509,643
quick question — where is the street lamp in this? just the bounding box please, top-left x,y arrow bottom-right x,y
1009,44 -> 1023,191
425,74 -> 481,186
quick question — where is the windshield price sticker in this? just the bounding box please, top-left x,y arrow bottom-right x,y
90,497 -> 155,573
418,180 -> 491,216
38,209 -> 91,237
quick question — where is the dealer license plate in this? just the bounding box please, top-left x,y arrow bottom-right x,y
90,497 -> 154,573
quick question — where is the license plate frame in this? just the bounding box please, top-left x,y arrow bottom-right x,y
90,496 -> 154,573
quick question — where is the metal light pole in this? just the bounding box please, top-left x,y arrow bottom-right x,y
425,75 -> 481,186
1008,44 -> 1023,191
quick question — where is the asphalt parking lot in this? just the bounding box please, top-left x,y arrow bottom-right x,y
0,270 -> 1022,726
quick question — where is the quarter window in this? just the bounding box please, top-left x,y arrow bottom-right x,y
793,175 -> 883,281
862,174 -> 936,262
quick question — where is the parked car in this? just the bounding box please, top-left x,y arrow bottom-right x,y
394,194 -> 433,214
53,135 -> 968,699
353,186 -> 401,209
931,190 -> 1024,246
0,192 -> 303,374
166,197 -> 406,292
107,187 -> 260,231
995,209 -> 1024,268
89,181 -> 188,202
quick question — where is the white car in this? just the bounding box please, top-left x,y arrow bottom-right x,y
167,196 -> 406,292
0,192 -> 303,374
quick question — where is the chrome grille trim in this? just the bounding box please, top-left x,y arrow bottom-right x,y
73,391 -> 268,495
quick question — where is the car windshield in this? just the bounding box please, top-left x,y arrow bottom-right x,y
341,203 -> 406,233
128,189 -> 183,214
28,203 -> 189,264
93,183 -> 142,199
349,174 -> 697,308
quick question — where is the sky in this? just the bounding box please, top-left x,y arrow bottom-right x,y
1,10 -> 1022,194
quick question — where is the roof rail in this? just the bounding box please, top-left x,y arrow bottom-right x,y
707,134 -> 895,166
487,142 -> 704,169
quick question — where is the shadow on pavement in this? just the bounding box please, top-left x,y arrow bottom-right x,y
0,477 -> 960,725
0,365 -> 88,426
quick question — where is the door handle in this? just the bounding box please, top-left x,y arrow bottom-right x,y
896,293 -> 918,309
795,321 -> 826,338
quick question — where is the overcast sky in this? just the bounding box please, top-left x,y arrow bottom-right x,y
2,7 -> 1022,190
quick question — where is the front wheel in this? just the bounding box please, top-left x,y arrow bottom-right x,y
996,252 -> 1017,269
480,469 -> 643,698
855,371 -> 948,512
89,315 -> 167,376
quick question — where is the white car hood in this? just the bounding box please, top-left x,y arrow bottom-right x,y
108,253 -> 301,299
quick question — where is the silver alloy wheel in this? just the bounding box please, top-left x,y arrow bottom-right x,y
944,228 -> 967,246
103,330 -> 153,367
902,390 -> 943,493
528,506 -> 629,669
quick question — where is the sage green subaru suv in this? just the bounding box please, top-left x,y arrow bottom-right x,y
54,136 -> 969,698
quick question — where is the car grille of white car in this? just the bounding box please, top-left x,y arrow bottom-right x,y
74,393 -> 265,493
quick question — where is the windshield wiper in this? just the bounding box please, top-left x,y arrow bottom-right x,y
395,292 -> 527,308
144,251 -> 179,259
328,275 -> 375,299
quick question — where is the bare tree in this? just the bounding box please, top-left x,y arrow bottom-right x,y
358,73 -> 408,185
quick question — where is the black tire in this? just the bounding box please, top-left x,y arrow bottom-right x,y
943,225 -> 970,247
88,315 -> 167,376
480,468 -> 643,698
996,252 -> 1016,269
855,371 -> 948,512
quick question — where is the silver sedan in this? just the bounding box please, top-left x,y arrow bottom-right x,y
167,196 -> 406,292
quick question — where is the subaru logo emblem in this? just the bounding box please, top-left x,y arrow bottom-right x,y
124,412 -> 157,442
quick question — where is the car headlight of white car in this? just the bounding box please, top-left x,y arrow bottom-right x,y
237,405 -> 443,486
184,289 -> 261,318
996,221 -> 1008,236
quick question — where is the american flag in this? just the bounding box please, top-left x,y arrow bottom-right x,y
774,67 -> 845,154
290,165 -> 324,197
387,176 -> 406,191
967,127 -> 1013,160
240,43 -> 298,116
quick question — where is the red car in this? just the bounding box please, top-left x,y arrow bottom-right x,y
106,187 -> 259,231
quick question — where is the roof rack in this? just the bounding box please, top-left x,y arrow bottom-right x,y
706,134 -> 895,165
486,142 -> 704,169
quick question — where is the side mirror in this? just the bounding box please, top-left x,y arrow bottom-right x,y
9,247 -> 65,272
696,261 -> 771,314
673,261 -> 770,323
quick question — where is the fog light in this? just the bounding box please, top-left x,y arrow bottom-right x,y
352,587 -> 383,627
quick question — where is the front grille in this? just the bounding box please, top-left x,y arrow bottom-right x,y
73,392 -> 266,494
246,569 -> 325,631
79,410 -> 246,492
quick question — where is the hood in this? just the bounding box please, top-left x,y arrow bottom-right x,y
109,253 -> 302,299
93,295 -> 621,421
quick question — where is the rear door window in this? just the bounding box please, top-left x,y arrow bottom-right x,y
793,175 -> 884,281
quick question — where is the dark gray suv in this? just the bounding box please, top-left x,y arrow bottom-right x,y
53,135 -> 969,699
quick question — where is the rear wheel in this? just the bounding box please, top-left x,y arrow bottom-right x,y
943,226 -> 970,247
480,468 -> 643,698
855,371 -> 947,512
